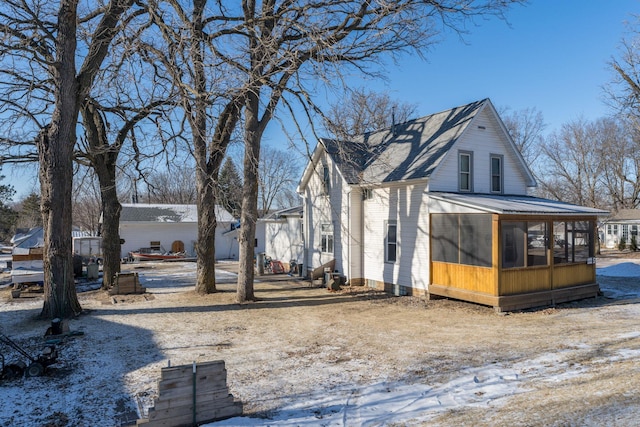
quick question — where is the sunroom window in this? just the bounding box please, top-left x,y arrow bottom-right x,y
553,221 -> 592,264
501,221 -> 548,268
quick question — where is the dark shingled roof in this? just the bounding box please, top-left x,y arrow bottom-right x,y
322,99 -> 487,184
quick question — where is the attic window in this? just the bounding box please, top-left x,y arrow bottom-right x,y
478,125 -> 486,130
322,165 -> 330,195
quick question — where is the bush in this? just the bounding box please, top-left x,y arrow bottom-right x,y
631,235 -> 638,252
618,236 -> 627,251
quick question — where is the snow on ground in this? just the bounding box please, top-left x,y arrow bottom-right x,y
0,258 -> 639,426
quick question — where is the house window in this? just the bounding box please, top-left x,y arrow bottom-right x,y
632,225 -> 638,237
322,165 -> 330,195
622,225 -> 629,241
321,223 -> 333,254
363,188 -> 373,200
385,221 -> 397,263
459,151 -> 473,192
490,154 -> 503,193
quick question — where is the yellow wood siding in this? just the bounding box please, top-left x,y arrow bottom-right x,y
499,267 -> 551,295
431,261 -> 496,295
552,263 -> 596,288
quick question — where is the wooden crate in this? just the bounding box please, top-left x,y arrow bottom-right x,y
109,272 -> 146,295
137,360 -> 242,426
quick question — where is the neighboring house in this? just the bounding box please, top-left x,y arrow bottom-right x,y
603,209 -> 640,249
254,206 -> 304,265
117,203 -> 238,260
298,98 -> 608,311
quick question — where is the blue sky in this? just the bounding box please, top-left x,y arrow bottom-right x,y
360,0 -> 638,132
3,0 -> 640,200
264,0 -> 640,146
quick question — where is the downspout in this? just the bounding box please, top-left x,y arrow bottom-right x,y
360,188 -> 365,285
346,190 -> 351,281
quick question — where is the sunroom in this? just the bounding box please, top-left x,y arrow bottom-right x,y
428,193 -> 608,312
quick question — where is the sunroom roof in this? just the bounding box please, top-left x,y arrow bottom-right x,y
430,193 -> 609,216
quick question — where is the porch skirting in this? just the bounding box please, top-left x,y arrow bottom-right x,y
428,283 -> 600,312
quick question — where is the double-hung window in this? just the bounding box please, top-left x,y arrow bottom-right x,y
459,151 -> 473,192
321,223 -> 333,254
386,221 -> 398,263
490,154 -> 503,193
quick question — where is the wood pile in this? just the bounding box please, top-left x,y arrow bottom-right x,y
137,360 -> 243,427
108,272 -> 146,295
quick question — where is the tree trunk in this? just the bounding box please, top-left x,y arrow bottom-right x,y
97,167 -> 122,289
81,101 -> 124,289
236,94 -> 263,303
38,0 -> 82,319
195,174 -> 218,294
38,125 -> 82,319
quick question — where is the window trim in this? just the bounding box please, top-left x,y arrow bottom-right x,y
458,151 -> 473,192
385,221 -> 398,263
320,223 -> 334,254
490,154 -> 504,194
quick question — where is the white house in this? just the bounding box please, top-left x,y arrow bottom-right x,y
602,209 -> 640,249
254,206 -> 304,264
298,98 -> 607,311
118,203 -> 238,260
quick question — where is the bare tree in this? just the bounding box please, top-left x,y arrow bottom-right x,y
258,146 -> 301,216
0,0 -> 137,318
500,106 -> 546,172
71,168 -> 102,234
605,17 -> 640,210
144,0 -> 244,294
324,87 -> 417,139
538,118 -> 607,208
142,166 -> 198,204
597,117 -> 640,210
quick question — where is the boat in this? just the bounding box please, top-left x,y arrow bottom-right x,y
128,247 -> 186,261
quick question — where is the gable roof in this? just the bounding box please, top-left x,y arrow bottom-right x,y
606,209 -> 640,222
299,98 -> 535,190
260,205 -> 303,220
120,203 -> 234,223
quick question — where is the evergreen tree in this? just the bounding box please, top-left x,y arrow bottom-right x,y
16,193 -> 42,230
218,159 -> 243,216
0,172 -> 18,242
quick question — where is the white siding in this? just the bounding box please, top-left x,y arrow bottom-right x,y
362,182 -> 430,292
119,222 -> 238,260
258,217 -> 304,263
303,151 -> 351,275
430,109 -> 528,195
348,190 -> 363,281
